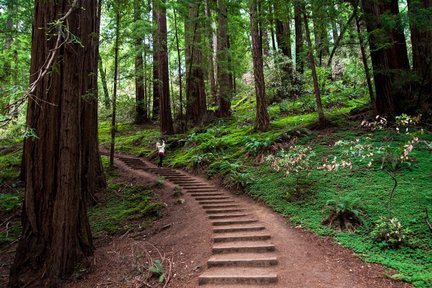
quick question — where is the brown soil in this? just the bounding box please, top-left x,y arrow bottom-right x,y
1,153 -> 412,288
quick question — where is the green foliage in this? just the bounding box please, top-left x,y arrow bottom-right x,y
245,138 -> 272,156
156,177 -> 165,188
371,217 -> 411,249
222,171 -> 253,190
148,259 -> 165,283
321,197 -> 363,231
0,193 -> 21,213
89,181 -> 163,237
191,152 -> 216,168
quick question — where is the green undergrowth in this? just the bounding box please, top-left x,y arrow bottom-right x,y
100,97 -> 431,287
0,142 -> 23,246
89,156 -> 164,238
158,109 -> 431,287
99,121 -> 160,156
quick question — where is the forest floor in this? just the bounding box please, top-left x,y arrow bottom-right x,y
62,152 -> 411,288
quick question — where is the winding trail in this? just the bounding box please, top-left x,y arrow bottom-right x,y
116,155 -> 411,288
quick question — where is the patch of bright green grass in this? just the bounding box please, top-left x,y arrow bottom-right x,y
89,180 -> 164,238
99,121 -> 160,156
0,148 -> 23,247
247,130 -> 432,287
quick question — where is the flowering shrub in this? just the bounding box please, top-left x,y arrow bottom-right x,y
371,217 -> 411,249
266,145 -> 316,175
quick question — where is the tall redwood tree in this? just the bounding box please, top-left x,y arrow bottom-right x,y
250,0 -> 269,131
216,0 -> 232,117
9,0 -> 101,286
156,0 -> 174,134
362,0 -> 411,116
185,0 -> 207,125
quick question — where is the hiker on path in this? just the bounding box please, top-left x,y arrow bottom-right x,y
156,140 -> 165,167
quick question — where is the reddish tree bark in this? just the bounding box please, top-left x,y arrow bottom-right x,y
185,0 -> 207,125
294,1 -> 304,74
134,0 -> 148,124
408,0 -> 432,118
250,0 -> 270,131
9,1 -> 99,286
152,0 -> 160,120
156,0 -> 174,134
362,0 -> 411,116
216,0 -> 232,117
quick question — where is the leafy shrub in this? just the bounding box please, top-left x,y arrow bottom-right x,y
191,152 -> 216,168
156,177 -> 165,188
371,217 -> 411,249
0,193 -> 21,213
245,138 -> 272,156
321,197 -> 363,231
208,160 -> 241,177
223,171 -> 253,190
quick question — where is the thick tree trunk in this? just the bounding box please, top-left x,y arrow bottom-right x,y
185,1 -> 207,126
408,0 -> 432,118
303,6 -> 326,126
9,1 -> 98,286
274,1 -> 293,96
152,1 -> 159,120
156,0 -> 174,135
205,0 -> 217,105
250,0 -> 269,131
216,0 -> 232,117
134,0 -> 148,124
82,0 -> 106,205
362,0 -> 411,116
294,1 -> 304,74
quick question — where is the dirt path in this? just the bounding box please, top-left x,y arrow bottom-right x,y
68,154 -> 411,288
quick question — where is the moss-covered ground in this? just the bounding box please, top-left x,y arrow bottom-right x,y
101,100 -> 432,287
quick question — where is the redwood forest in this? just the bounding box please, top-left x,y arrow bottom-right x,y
0,0 -> 431,287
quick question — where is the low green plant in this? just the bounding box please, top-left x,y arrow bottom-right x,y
0,193 -> 21,213
156,177 -> 165,188
321,197 -> 363,231
191,152 -> 216,168
245,138 -> 272,156
222,171 -> 253,190
149,259 -> 165,283
371,217 -> 411,249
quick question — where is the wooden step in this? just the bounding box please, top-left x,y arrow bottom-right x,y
208,213 -> 249,219
213,225 -> 265,233
195,196 -> 231,201
213,233 -> 271,243
211,219 -> 258,226
202,204 -> 239,209
207,254 -> 278,268
205,208 -> 244,214
198,200 -> 236,205
212,242 -> 276,254
198,267 -> 278,285
191,193 -> 225,197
